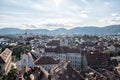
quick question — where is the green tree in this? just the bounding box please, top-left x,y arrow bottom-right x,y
7,69 -> 18,80
2,75 -> 7,80
0,77 -> 2,80
1,45 -> 31,60
12,45 -> 31,60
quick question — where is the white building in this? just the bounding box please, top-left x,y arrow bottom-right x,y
46,39 -> 60,48
19,51 -> 34,69
111,56 -> 120,62
0,48 -> 12,75
31,48 -> 44,58
107,45 -> 116,52
60,38 -> 68,46
44,47 -> 87,68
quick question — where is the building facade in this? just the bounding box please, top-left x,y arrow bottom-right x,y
0,48 -> 12,75
44,47 -> 87,68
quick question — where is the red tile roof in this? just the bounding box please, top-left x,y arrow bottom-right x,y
47,40 -> 60,46
85,51 -> 110,67
45,48 -> 55,52
34,56 -> 59,65
45,46 -> 80,53
52,62 -> 84,80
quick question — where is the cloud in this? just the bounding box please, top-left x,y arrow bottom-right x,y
79,13 -> 88,18
81,0 -> 88,4
104,2 -> 111,5
32,3 -> 49,11
98,14 -> 120,26
81,10 -> 88,14
111,13 -> 119,17
0,0 -> 120,29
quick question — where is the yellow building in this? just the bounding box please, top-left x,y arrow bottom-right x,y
0,48 -> 12,75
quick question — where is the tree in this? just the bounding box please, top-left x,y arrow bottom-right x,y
0,77 -> 2,80
1,45 -> 31,60
7,69 -> 18,80
0,45 -> 13,52
2,75 -> 7,80
104,50 -> 115,57
12,45 -> 31,60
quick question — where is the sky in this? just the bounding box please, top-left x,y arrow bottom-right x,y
0,0 -> 120,30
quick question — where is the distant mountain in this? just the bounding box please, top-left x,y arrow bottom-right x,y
52,28 -> 67,34
69,27 -> 100,34
0,25 -> 120,34
25,29 -> 50,34
0,28 -> 24,34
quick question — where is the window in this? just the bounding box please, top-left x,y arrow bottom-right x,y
0,66 -> 1,69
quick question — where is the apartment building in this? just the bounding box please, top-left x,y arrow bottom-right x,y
45,46 -> 87,68
0,48 -> 12,75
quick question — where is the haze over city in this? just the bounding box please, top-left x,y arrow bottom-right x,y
0,0 -> 120,30
1,0 -> 120,80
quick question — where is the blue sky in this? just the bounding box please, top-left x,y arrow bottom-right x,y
0,0 -> 120,29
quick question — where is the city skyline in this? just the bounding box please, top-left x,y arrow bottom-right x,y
0,0 -> 120,30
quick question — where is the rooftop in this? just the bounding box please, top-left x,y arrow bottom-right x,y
0,48 -> 12,63
51,62 -> 84,80
34,56 -> 59,65
47,40 -> 60,46
45,46 -> 80,53
85,51 -> 110,67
